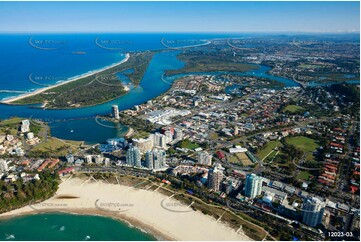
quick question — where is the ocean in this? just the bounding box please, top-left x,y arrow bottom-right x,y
0,33 -> 358,144
0,33 -> 230,143
0,213 -> 156,241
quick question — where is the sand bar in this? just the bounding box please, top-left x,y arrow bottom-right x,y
1,53 -> 130,104
0,177 -> 252,241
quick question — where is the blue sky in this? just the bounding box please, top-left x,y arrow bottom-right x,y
0,1 -> 359,33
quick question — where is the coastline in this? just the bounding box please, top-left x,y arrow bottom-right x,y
0,177 -> 252,241
1,53 -> 130,104
0,208 -> 173,241
125,127 -> 134,138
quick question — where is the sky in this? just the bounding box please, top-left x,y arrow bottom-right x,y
0,1 -> 359,33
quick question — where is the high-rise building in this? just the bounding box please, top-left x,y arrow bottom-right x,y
161,127 -> 174,136
224,179 -> 234,195
94,155 -> 103,164
244,173 -> 263,198
112,105 -> 120,120
132,137 -> 153,154
153,148 -> 166,170
345,209 -> 360,238
0,159 -> 8,172
174,128 -> 183,140
207,163 -> 224,192
349,209 -> 360,239
234,126 -> 239,135
145,151 -> 154,169
145,148 -> 166,170
26,132 -> 34,140
153,132 -> 167,149
84,155 -> 92,164
21,119 -> 30,133
126,146 -> 141,167
198,151 -> 212,166
104,158 -> 110,166
164,130 -> 173,144
302,197 -> 325,227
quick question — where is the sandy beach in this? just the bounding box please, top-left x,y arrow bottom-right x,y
1,53 -> 130,104
125,127 -> 134,138
0,177 -> 252,241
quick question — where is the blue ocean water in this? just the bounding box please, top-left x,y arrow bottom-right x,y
0,33 -> 358,143
0,213 -> 156,241
0,34 -> 231,142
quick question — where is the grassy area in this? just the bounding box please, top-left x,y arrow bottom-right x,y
286,136 -> 319,161
285,136 -> 319,153
228,155 -> 239,163
297,171 -> 312,180
13,51 -> 156,109
265,150 -> 280,163
130,130 -> 150,139
0,117 -> 23,135
30,137 -> 83,156
174,193 -> 266,240
256,141 -> 282,160
208,132 -> 219,140
179,139 -> 200,150
283,105 -> 304,114
0,117 -> 23,126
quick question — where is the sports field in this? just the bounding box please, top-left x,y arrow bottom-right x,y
285,136 -> 319,153
283,105 -> 304,113
256,141 -> 282,160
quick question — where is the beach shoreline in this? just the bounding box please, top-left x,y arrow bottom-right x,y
1,53 -> 130,104
125,127 -> 134,138
0,177 -> 252,241
0,208 -> 174,241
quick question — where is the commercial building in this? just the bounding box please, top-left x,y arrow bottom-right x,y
198,151 -> 212,166
262,186 -> 287,203
244,173 -> 263,198
66,154 -> 74,163
302,197 -> 326,227
229,145 -> 248,154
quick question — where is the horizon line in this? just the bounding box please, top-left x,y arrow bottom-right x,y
0,31 -> 359,35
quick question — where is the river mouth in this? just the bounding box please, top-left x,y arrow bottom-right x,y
0,34 -> 359,143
